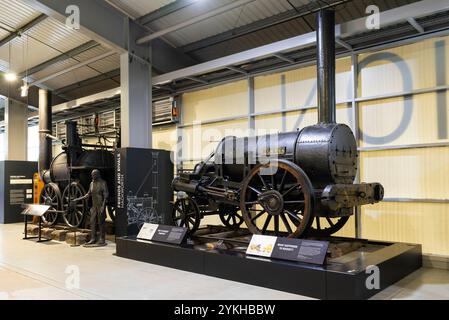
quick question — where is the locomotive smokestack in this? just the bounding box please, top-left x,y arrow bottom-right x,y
38,89 -> 52,179
316,9 -> 336,124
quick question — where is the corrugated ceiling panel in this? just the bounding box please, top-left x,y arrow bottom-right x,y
27,18 -> 91,53
28,57 -> 80,81
42,65 -> 99,89
149,0 -> 234,29
30,46 -> 119,86
188,0 -> 418,61
87,53 -> 120,73
72,44 -> 110,61
28,45 -> 109,80
0,35 -> 60,74
109,0 -> 176,19
152,0 -> 300,46
0,30 -> 9,39
0,0 -> 40,30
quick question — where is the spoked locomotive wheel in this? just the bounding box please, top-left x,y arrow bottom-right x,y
39,183 -> 61,226
240,160 -> 314,238
307,216 -> 350,237
62,182 -> 87,228
219,206 -> 244,230
172,196 -> 201,235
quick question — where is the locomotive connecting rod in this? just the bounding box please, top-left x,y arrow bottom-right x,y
316,9 -> 336,124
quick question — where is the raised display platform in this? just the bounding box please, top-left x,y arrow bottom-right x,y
115,227 -> 422,300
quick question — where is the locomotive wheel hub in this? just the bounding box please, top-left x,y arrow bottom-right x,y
258,190 -> 284,216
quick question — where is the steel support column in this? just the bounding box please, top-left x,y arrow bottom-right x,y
351,54 -> 362,239
120,19 -> 152,149
4,99 -> 28,160
248,77 -> 255,135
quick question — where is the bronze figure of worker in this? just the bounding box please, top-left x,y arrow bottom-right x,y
72,169 -> 109,246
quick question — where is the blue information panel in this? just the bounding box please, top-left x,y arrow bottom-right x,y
247,234 -> 329,265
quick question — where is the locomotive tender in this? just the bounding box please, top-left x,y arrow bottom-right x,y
172,10 -> 384,238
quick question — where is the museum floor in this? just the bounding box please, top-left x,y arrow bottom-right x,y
0,223 -> 448,300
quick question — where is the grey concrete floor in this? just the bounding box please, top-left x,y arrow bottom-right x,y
0,223 -> 448,300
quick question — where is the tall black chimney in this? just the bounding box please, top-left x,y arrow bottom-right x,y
38,89 -> 52,179
316,10 -> 336,123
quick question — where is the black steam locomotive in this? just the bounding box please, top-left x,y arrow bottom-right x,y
172,10 -> 384,238
39,120 -> 117,228
173,123 -> 383,237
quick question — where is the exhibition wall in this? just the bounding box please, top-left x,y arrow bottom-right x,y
152,34 -> 449,256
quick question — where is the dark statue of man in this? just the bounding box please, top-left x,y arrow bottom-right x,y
72,169 -> 109,246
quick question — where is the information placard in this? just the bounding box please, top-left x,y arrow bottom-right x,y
20,204 -> 50,217
246,234 -> 329,265
137,223 -> 187,245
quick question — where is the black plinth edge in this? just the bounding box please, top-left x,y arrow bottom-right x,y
115,236 -> 422,300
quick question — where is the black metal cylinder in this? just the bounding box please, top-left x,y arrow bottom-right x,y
38,89 -> 52,178
316,9 -> 336,123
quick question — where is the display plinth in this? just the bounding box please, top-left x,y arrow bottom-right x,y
116,227 -> 422,300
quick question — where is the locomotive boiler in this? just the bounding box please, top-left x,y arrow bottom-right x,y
172,10 -> 384,238
38,97 -> 117,228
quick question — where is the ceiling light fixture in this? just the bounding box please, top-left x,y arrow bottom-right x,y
4,72 -> 17,82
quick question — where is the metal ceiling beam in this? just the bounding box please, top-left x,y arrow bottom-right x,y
22,0 -> 196,72
273,53 -> 295,64
136,0 -> 257,44
0,14 -> 47,48
180,0 -> 348,54
28,87 -> 120,118
226,66 -> 248,75
154,31 -> 317,85
407,17 -> 425,33
30,51 -> 116,87
138,0 -> 198,26
18,40 -> 99,78
185,76 -> 208,84
154,0 -> 449,85
336,38 -> 352,51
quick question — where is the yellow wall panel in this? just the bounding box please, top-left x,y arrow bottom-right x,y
254,73 -> 282,113
153,125 -> 177,152
255,114 -> 282,132
362,202 -> 449,255
182,80 -> 248,123
361,147 -> 449,199
284,57 -> 352,108
285,65 -> 317,108
335,57 -> 353,103
359,36 -> 449,97
333,215 -> 356,238
182,119 -> 248,161
359,92 -> 449,147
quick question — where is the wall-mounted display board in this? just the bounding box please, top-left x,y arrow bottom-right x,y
0,161 -> 37,224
